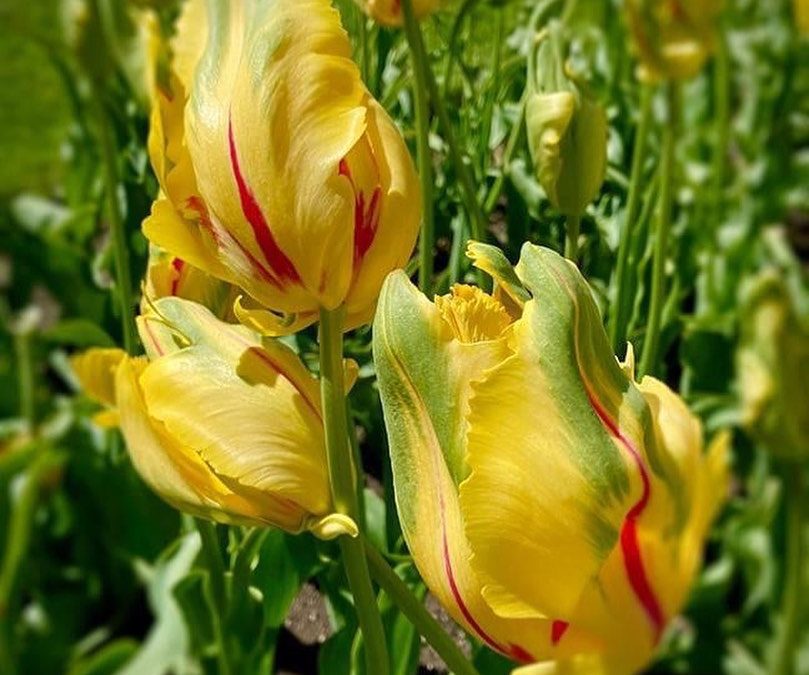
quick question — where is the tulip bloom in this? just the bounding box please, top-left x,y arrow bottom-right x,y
374,242 -> 729,673
144,0 -> 419,335
71,297 -> 355,538
625,0 -> 723,82
355,0 -> 440,27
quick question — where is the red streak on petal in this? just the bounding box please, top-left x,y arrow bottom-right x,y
338,157 -> 382,266
227,117 -> 300,286
551,619 -> 569,645
169,258 -> 185,296
586,391 -> 665,642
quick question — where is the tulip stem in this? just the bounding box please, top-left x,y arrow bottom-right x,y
196,520 -> 232,675
565,213 -> 581,262
94,97 -> 138,356
401,0 -> 435,296
638,82 -> 679,379
319,307 -> 389,675
365,541 -> 480,675
609,82 -> 653,354
13,330 -> 36,433
773,466 -> 804,675
401,0 -> 487,245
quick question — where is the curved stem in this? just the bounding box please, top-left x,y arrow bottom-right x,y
319,308 -> 389,675
13,330 -> 35,432
710,31 -> 729,224
609,83 -> 653,353
401,0 -> 435,296
483,92 -> 527,215
773,466 -> 804,675
565,213 -> 581,262
638,82 -> 679,379
94,97 -> 137,355
365,543 -> 479,675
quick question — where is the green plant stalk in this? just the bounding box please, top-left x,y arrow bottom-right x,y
401,0 -> 435,296
319,307 -> 389,675
483,92 -> 527,215
197,519 -> 232,675
404,5 -> 487,244
710,32 -> 729,224
638,82 -> 679,379
609,83 -> 653,352
365,543 -> 479,675
773,466 -> 804,675
94,97 -> 137,355
565,213 -> 581,262
0,450 -> 62,675
13,331 -> 35,432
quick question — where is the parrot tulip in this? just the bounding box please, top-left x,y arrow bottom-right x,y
71,297 -> 355,539
143,0 -> 419,335
373,242 -> 729,673
355,0 -> 440,27
625,0 -> 723,82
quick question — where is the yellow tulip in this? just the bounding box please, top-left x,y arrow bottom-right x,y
625,0 -> 723,82
737,266 -> 809,462
355,0 -> 440,27
142,0 -> 419,335
142,244 -> 239,321
373,242 -> 729,673
71,297 -> 356,539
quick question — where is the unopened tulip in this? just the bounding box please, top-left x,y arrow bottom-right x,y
525,24 -> 607,218
373,242 -> 729,673
71,297 -> 355,538
355,0 -> 440,27
142,244 -> 239,321
738,266 -> 809,462
143,0 -> 419,335
625,0 -> 723,82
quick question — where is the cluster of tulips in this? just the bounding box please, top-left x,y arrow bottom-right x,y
70,1 -> 806,674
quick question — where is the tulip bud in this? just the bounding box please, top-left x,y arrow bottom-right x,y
355,0 -> 440,27
142,0 -> 419,335
737,261 -> 809,462
374,241 -> 729,670
525,24 -> 607,218
625,0 -> 723,82
142,244 -> 239,321
71,297 -> 356,539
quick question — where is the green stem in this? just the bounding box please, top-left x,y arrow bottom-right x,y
0,451 -> 63,675
94,97 -> 137,355
710,31 -> 729,224
773,466 -> 804,675
609,83 -> 653,353
638,82 -> 679,379
319,308 -> 389,675
403,4 -> 487,244
365,543 -> 479,675
401,0 -> 435,296
565,213 -> 581,262
197,520 -> 232,675
483,92 -> 527,215
13,331 -> 35,432
358,10 -> 370,85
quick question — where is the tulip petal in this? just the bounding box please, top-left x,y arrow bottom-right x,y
71,348 -> 127,408
374,271 -> 550,662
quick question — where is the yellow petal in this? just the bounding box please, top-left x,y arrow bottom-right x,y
71,348 -> 127,408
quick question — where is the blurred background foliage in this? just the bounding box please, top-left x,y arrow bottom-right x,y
0,0 -> 807,673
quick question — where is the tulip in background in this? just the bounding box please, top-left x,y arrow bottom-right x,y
624,0 -> 724,82
144,0 -> 419,335
355,0 -> 440,27
525,21 -> 607,259
374,242 -> 729,674
72,296 -> 356,539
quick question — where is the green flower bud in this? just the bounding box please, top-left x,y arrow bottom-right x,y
525,23 -> 607,218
